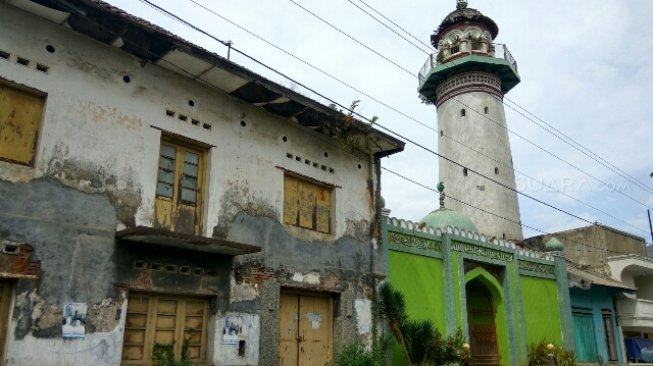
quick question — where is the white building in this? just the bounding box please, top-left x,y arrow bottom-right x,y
0,0 -> 404,365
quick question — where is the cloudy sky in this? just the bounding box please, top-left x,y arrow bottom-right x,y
105,0 -> 653,243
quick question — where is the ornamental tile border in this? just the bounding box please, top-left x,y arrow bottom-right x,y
385,217 -> 555,262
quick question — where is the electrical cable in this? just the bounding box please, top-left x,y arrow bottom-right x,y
55,0 -> 650,245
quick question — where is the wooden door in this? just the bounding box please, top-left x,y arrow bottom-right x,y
0,281 -> 12,364
466,281 -> 500,366
122,293 -> 208,365
279,294 -> 332,366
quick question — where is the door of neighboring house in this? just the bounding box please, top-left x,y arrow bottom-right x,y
466,280 -> 500,366
121,293 -> 209,366
154,138 -> 205,235
0,280 -> 12,364
572,307 -> 598,362
279,293 -> 332,366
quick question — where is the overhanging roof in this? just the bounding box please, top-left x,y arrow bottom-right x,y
9,0 -> 405,157
567,260 -> 634,290
116,226 -> 261,256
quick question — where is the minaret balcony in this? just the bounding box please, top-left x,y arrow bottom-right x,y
418,43 -> 520,102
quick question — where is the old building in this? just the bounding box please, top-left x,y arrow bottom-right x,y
0,0 -> 404,365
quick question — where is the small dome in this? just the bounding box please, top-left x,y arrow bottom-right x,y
420,208 -> 478,233
431,6 -> 499,48
545,237 -> 564,251
378,195 -> 386,209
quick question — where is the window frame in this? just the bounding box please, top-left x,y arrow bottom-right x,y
154,135 -> 208,235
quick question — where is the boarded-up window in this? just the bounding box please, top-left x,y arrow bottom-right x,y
0,84 -> 44,166
122,293 -> 209,365
283,175 -> 332,233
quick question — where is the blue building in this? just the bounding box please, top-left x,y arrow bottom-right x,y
567,260 -> 633,363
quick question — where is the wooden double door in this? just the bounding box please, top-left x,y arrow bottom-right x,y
279,293 -> 333,366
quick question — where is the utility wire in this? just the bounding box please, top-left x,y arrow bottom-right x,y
352,0 -> 653,195
180,0 -> 650,234
57,0 -> 651,250
286,0 -> 416,77
144,0 -> 651,232
345,0 -> 432,55
286,0 -> 653,208
382,167 -> 652,249
356,0 -> 435,52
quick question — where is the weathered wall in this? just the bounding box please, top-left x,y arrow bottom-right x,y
523,225 -> 646,274
0,2 -> 381,365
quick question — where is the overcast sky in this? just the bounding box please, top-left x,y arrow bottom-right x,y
104,0 -> 653,244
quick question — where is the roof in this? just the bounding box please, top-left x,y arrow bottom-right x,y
420,207 -> 478,234
566,260 -> 634,290
431,5 -> 499,48
11,0 -> 405,157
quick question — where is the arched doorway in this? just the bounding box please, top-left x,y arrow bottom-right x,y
466,272 -> 502,366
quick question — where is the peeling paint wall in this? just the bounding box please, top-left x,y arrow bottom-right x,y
0,2 -> 384,365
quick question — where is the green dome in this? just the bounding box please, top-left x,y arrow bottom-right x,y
420,208 -> 478,233
545,237 -> 564,251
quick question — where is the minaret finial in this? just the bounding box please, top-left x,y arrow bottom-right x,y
437,181 -> 446,209
456,0 -> 468,10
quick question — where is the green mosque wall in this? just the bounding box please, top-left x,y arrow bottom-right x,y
520,276 -> 563,346
388,251 -> 446,366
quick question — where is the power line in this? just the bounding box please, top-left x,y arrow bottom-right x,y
344,0 -> 432,55
137,0 -> 652,236
287,0 -> 416,77
440,131 -> 650,236
355,0 -> 435,52
351,0 -> 653,196
179,0 -> 651,233
382,167 -> 652,249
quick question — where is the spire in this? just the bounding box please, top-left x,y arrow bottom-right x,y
437,181 -> 446,209
456,0 -> 468,10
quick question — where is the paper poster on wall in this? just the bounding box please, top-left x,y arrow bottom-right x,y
62,302 -> 87,339
223,316 -> 242,345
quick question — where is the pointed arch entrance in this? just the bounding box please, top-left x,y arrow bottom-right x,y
465,266 -> 504,366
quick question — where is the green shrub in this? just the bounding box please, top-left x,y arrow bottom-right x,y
326,342 -> 383,366
152,340 -> 194,366
527,340 -> 576,366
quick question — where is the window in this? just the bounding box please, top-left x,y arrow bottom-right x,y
155,137 -> 205,235
451,45 -> 460,54
494,167 -> 499,175
463,168 -> 468,176
460,109 -> 466,117
472,42 -> 483,51
0,84 -> 44,166
283,174 -> 332,233
122,293 -> 209,365
484,106 -> 489,114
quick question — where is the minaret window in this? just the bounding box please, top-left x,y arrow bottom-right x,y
494,167 -> 499,174
472,42 -> 483,51
440,130 -> 443,137
484,106 -> 489,114
460,109 -> 466,117
463,167 -> 468,176
451,45 -> 460,54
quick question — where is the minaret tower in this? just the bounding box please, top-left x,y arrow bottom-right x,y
418,0 -> 523,240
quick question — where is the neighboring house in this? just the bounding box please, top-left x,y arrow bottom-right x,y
607,254 -> 653,361
0,1 -> 403,365
525,226 -> 648,364
566,259 -> 633,364
523,224 -> 647,275
382,192 -> 574,366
